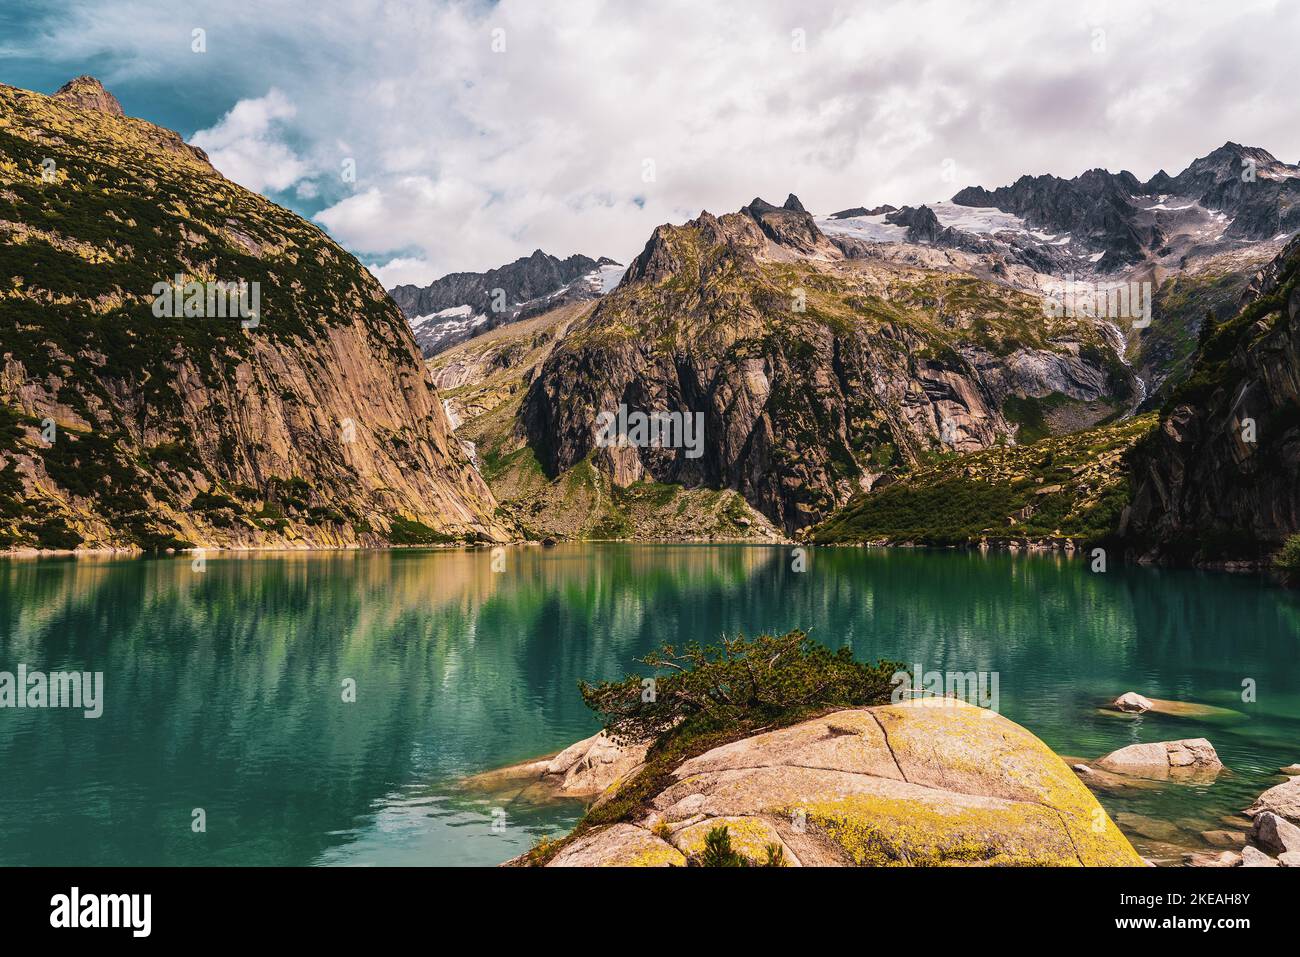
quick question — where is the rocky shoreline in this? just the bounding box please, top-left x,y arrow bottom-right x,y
468,691 -> 1300,868
476,698 -> 1144,866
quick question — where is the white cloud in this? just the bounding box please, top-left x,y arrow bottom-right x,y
366,256 -> 437,290
18,0 -> 1300,285
191,89 -> 308,194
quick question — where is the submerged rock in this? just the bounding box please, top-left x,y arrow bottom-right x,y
1200,829 -> 1247,848
1099,697 -> 1242,720
1094,739 -> 1222,780
1068,761 -> 1165,795
538,700 -> 1142,866
1186,850 -> 1241,867
1115,812 -> 1184,842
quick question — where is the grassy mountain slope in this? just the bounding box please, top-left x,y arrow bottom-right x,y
0,78 -> 505,551
809,414 -> 1156,547
521,201 -> 1135,534
1134,250 -> 1273,404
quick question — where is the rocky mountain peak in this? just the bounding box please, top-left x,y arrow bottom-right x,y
624,198 -> 839,286
1115,170 -> 1142,193
44,74 -> 212,170
884,204 -> 944,243
941,141 -> 1300,266
1214,140 -> 1275,161
1178,141 -> 1280,180
389,248 -> 619,356
53,75 -> 124,116
624,210 -> 763,285
740,195 -> 835,256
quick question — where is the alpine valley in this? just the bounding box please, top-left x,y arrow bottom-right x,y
3,75 -> 1299,567
414,148 -> 1300,560
3,0 -> 1300,882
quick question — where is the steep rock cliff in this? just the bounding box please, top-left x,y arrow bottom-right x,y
1123,234 -> 1300,563
521,199 -> 1133,534
0,78 -> 506,550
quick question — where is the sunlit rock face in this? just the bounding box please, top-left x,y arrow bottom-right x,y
0,78 -> 507,550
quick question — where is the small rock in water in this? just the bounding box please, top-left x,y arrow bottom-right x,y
1186,850 -> 1241,867
1103,696 -> 1242,720
1112,691 -> 1153,713
1281,764 -> 1300,775
1095,738 -> 1222,780
1241,845 -> 1279,867
1201,829 -> 1246,848
1073,763 -> 1093,775
1250,811 -> 1300,855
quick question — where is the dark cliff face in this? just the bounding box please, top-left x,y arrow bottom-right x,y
388,250 -> 618,356
828,204 -> 896,220
739,195 -> 835,256
1123,235 -> 1300,563
952,169 -> 1153,266
1164,143 -> 1300,241
521,198 -> 1130,535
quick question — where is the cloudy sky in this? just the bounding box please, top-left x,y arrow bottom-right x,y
3,0 -> 1297,287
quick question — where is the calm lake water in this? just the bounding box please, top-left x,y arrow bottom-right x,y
1,544 -> 1298,866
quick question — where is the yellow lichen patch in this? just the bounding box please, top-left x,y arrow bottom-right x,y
627,841 -> 688,867
791,793 -> 1078,867
547,824 -> 687,867
0,220 -> 118,264
870,700 -> 1143,865
672,816 -> 789,862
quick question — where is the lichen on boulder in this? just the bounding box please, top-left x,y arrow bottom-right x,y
536,699 -> 1142,867
546,823 -> 685,867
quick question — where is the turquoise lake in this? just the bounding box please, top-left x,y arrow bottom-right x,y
1,544 -> 1298,866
